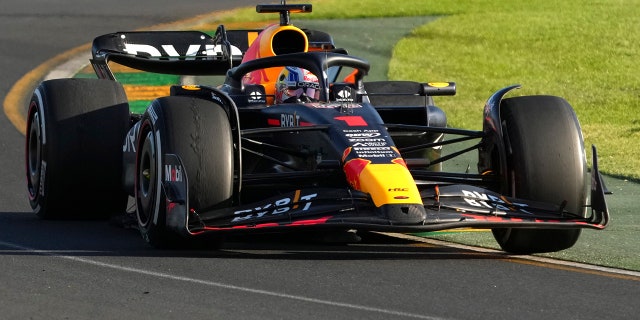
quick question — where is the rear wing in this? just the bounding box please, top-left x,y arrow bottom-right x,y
90,25 -> 255,79
90,25 -> 336,80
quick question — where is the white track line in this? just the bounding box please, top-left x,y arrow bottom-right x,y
44,52 -> 91,80
0,240 -> 446,320
386,233 -> 640,280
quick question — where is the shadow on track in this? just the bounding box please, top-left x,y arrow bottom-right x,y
0,211 -> 509,261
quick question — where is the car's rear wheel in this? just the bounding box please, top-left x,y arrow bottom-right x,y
26,78 -> 130,219
492,95 -> 587,254
135,96 -> 234,248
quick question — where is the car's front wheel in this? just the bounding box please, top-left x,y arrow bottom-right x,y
135,96 -> 234,248
492,95 -> 588,254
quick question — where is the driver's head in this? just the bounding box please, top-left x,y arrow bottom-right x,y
275,66 -> 320,103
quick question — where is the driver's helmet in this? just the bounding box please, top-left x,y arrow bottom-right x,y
275,66 -> 321,103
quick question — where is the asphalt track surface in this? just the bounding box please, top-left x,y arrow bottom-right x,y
1,1 -> 639,319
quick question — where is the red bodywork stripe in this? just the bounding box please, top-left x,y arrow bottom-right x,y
334,115 -> 367,126
291,217 -> 332,225
200,216 -> 333,231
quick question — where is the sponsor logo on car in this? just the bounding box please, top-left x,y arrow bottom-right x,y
344,131 -> 381,138
164,164 -> 183,182
123,122 -> 140,153
281,113 -> 300,127
248,90 -> 265,103
335,88 -> 353,102
232,191 -> 318,222
122,43 -> 242,60
311,103 -> 362,109
461,189 -> 532,214
147,106 -> 159,124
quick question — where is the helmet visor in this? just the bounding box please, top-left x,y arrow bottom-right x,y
284,87 -> 319,101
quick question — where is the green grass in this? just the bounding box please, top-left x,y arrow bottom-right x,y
113,73 -> 179,86
386,1 -> 640,181
214,0 -> 640,180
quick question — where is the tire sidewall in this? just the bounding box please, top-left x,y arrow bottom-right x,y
135,113 -> 170,246
26,94 -> 48,215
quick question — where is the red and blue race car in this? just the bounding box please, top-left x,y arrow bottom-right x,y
26,2 -> 609,253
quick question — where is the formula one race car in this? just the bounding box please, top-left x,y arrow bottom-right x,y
25,2 -> 609,253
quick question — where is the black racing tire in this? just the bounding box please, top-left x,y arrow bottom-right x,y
492,95 -> 588,254
26,78 -> 130,219
135,96 -> 234,249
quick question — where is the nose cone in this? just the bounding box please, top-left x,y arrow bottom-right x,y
351,162 -> 423,207
377,204 -> 427,225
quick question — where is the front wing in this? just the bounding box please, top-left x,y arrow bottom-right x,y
160,151 -> 609,236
